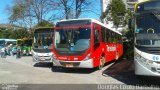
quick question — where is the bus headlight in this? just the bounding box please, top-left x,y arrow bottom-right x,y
135,53 -> 153,65
83,54 -> 90,61
52,53 -> 57,60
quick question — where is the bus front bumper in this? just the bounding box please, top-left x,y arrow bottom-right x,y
33,56 -> 52,63
135,60 -> 160,76
52,59 -> 94,68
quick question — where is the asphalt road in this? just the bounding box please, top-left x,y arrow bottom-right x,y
0,56 -> 160,90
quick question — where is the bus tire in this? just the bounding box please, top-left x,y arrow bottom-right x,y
98,56 -> 105,70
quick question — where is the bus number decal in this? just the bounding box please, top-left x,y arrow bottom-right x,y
107,46 -> 116,52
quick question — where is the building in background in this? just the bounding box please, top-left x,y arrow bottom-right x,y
101,0 -> 111,13
125,0 -> 138,11
101,0 -> 126,32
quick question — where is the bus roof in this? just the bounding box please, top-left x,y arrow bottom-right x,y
34,27 -> 54,30
0,39 -> 17,42
134,0 -> 154,12
58,18 -> 122,35
34,27 -> 54,33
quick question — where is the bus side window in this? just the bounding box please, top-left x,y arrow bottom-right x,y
112,32 -> 115,43
105,29 -> 108,42
109,31 -> 113,43
94,29 -> 100,50
115,34 -> 118,44
120,36 -> 122,44
117,35 -> 119,44
102,27 -> 106,42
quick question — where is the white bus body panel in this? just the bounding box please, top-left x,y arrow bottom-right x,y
135,48 -> 160,76
32,50 -> 53,63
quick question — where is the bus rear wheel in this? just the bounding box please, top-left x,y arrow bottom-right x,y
98,56 -> 105,70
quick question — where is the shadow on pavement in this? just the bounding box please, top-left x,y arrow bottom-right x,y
50,61 -> 115,74
102,59 -> 160,86
51,66 -> 96,74
34,63 -> 53,68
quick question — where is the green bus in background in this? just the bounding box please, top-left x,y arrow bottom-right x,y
17,38 -> 32,56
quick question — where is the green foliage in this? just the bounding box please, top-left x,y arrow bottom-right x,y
13,29 -> 31,39
0,30 -> 3,38
123,40 -> 134,60
2,29 -> 13,38
1,28 -> 32,39
110,0 -> 126,27
124,28 -> 134,60
34,20 -> 54,28
111,0 -> 126,15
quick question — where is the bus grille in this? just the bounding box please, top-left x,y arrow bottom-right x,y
59,62 -> 80,67
147,50 -> 160,55
156,68 -> 160,73
136,46 -> 160,55
33,49 -> 52,53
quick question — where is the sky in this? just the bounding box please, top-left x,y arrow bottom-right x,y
0,0 -> 101,24
0,0 -> 13,24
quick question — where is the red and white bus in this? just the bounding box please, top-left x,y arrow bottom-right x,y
52,18 -> 123,69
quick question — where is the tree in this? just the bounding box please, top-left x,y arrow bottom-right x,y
2,29 -> 13,39
8,0 -> 59,28
104,0 -> 126,28
0,30 -> 3,38
58,0 -> 70,19
111,0 -> 126,27
34,20 -> 54,28
10,28 -> 32,39
1,28 -> 31,39
57,0 -> 92,19
121,10 -> 134,60
75,0 -> 91,18
8,0 -> 100,28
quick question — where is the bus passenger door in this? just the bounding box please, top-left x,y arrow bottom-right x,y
106,31 -> 115,61
93,24 -> 101,67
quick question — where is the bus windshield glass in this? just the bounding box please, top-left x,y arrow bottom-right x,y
135,1 -> 160,47
33,32 -> 53,50
54,28 -> 91,53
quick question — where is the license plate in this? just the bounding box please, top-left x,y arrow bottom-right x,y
40,58 -> 45,61
66,64 -> 73,68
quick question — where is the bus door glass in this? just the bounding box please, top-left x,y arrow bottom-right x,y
94,25 -> 100,51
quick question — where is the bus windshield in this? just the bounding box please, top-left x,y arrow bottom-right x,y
54,28 -> 91,53
33,32 -> 53,50
135,6 -> 160,47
